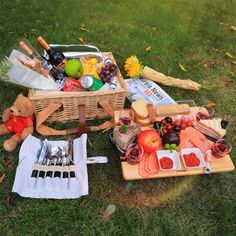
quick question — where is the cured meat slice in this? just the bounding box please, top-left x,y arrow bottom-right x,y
147,152 -> 159,174
138,154 -> 150,178
178,129 -> 190,151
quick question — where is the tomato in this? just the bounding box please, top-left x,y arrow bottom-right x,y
161,119 -> 167,125
174,120 -> 181,126
186,121 -> 193,127
180,123 -> 187,130
162,128 -> 168,134
166,124 -> 173,131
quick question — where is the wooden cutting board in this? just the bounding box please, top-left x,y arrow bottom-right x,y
116,107 -> 235,180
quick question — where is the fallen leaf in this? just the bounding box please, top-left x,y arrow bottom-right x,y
81,27 -> 89,32
0,173 -> 6,184
79,37 -> 84,43
179,63 -> 187,72
230,26 -> 236,31
145,46 -> 152,52
225,52 -> 234,58
206,102 -> 216,107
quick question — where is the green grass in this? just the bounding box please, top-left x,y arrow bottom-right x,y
0,0 -> 236,235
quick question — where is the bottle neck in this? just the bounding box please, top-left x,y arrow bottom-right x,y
46,48 -> 54,54
37,36 -> 51,51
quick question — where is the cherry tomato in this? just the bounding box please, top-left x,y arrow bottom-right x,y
180,123 -> 187,130
186,121 -> 193,127
166,124 -> 173,131
161,119 -> 167,125
162,128 -> 168,134
174,120 -> 181,126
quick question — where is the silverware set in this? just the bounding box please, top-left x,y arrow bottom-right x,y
28,139 -> 77,191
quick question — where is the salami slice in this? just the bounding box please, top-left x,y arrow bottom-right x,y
138,154 -> 150,178
147,152 -> 159,174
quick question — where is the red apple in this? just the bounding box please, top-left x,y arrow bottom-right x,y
137,130 -> 161,153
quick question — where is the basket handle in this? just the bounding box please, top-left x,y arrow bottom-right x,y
36,100 -> 115,136
44,44 -> 103,58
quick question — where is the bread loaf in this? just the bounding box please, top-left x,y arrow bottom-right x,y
135,116 -> 151,126
131,99 -> 148,119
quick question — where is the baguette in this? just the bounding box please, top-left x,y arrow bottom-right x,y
131,99 -> 148,119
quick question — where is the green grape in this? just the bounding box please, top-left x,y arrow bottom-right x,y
170,143 -> 177,148
164,143 -> 170,149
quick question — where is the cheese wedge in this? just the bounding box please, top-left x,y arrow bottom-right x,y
195,118 -> 226,139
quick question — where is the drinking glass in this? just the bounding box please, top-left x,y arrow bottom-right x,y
125,143 -> 144,165
196,105 -> 214,121
119,109 -> 134,126
211,139 -> 232,158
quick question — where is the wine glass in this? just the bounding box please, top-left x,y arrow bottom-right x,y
119,109 -> 134,126
196,105 -> 214,121
211,139 -> 232,158
125,143 -> 144,165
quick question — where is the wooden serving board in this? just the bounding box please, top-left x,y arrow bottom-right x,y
116,107 -> 235,181
121,154 -> 235,181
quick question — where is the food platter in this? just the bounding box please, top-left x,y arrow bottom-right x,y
114,108 -> 235,181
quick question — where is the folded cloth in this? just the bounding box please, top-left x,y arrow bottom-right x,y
12,134 -> 88,199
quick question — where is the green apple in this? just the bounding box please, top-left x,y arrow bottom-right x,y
64,59 -> 83,78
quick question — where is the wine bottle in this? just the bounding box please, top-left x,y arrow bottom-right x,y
19,41 -> 51,69
37,36 -> 67,68
19,41 -> 53,77
19,41 -> 68,86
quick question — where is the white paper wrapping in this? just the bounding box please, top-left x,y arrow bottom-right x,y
7,49 -> 58,90
12,134 -> 88,199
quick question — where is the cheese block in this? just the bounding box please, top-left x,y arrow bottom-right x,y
195,118 -> 226,139
200,118 -> 226,137
131,99 -> 148,119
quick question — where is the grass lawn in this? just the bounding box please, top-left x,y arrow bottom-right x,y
0,0 -> 236,235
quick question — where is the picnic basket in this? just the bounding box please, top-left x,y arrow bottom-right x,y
28,48 -> 126,123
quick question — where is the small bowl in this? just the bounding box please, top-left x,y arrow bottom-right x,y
180,148 -> 205,169
157,150 -> 181,171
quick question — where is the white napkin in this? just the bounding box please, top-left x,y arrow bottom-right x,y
12,134 -> 88,199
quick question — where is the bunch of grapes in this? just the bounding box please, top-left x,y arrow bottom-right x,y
99,63 -> 118,83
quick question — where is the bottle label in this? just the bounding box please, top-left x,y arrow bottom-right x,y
57,59 -> 67,69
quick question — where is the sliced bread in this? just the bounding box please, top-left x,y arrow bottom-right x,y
131,99 -> 148,119
135,116 -> 151,127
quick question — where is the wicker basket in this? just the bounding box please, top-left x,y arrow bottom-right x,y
28,52 -> 126,122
